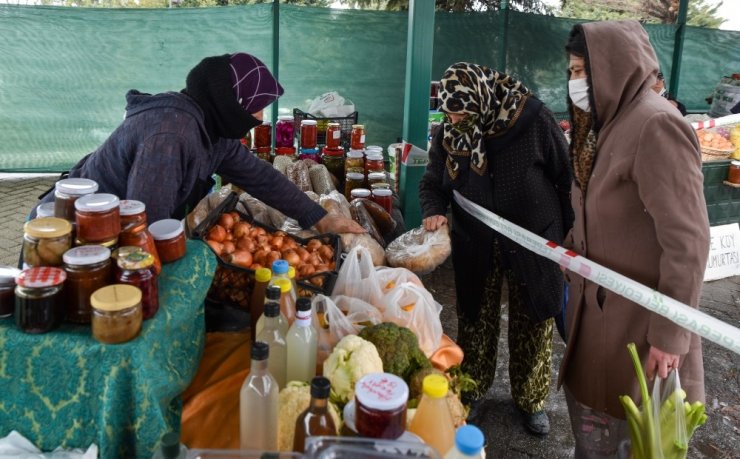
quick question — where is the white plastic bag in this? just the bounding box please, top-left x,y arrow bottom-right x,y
307,91 -> 355,118
385,226 -> 451,274
382,281 -> 443,356
375,266 -> 423,294
332,246 -> 385,309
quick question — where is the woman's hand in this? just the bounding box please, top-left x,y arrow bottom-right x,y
646,345 -> 680,380
423,215 -> 448,231
315,213 -> 365,234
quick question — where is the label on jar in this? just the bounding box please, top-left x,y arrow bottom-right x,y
354,373 -> 408,411
332,130 -> 341,139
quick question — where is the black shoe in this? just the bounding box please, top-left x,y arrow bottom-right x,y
521,409 -> 550,436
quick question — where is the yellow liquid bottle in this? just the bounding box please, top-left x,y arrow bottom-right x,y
286,298 -> 317,384
255,285 -> 288,337
239,341 -> 278,451
408,374 -> 456,455
256,302 -> 287,389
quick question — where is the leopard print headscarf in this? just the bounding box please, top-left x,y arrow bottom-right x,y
439,62 -> 530,177
570,106 -> 598,193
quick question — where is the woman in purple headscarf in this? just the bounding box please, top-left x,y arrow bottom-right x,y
36,52 -> 362,234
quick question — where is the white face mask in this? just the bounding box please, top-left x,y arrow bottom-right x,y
569,78 -> 591,112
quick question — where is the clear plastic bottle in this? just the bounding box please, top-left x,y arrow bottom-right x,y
408,374 -> 456,455
286,297 -> 317,383
256,302 -> 287,389
240,341 -> 279,451
444,425 -> 485,459
250,267 -> 272,342
293,376 -> 336,452
288,266 -> 299,299
151,431 -> 187,459
268,260 -> 295,324
255,285 -> 288,338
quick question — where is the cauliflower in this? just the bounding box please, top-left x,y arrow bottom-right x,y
323,335 -> 384,405
278,381 -> 341,452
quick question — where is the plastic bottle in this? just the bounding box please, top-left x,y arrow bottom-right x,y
408,374 -> 456,455
293,376 -> 337,452
255,285 -> 288,338
268,260 -> 295,324
256,302 -> 287,388
151,431 -> 187,459
240,341 -> 279,451
250,267 -> 272,342
286,297 -> 317,383
444,425 -> 485,459
288,266 -> 299,298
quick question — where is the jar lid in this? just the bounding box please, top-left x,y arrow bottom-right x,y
322,146 -> 345,156
422,374 -> 449,398
346,172 -> 364,180
301,119 -> 317,126
275,147 -> 297,155
370,183 -> 391,190
260,121 -> 272,126
347,150 -> 364,159
112,246 -> 144,261
117,250 -> 155,270
36,202 -> 55,218
299,148 -> 320,155
732,160 -> 740,166
63,245 -> 112,266
372,188 -> 393,197
149,219 -> 184,241
368,172 -> 387,180
0,266 -> 21,287
327,122 -> 341,127
352,124 -> 364,129
16,266 -> 67,288
255,147 -> 272,153
119,200 -> 146,216
24,217 -> 73,239
366,153 -> 384,160
354,373 -> 408,411
351,188 -> 371,198
91,284 -> 142,312
55,178 -> 99,196
75,193 -> 120,213
365,145 -> 383,153
278,115 -> 294,121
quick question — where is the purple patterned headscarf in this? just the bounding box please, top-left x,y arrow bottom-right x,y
228,52 -> 284,114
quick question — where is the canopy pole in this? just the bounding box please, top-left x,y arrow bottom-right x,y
669,0 -> 689,97
499,0 -> 509,72
271,0 -> 281,147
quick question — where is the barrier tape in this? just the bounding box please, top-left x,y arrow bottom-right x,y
452,191 -> 740,355
691,113 -> 740,130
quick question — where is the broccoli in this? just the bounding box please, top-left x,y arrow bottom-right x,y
358,322 -> 432,382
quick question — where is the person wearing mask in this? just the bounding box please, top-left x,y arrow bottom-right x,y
36,52 -> 362,235
419,62 -> 573,436
651,72 -> 687,116
560,21 -> 709,458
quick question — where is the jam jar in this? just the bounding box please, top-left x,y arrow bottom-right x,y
36,202 -> 55,219
149,219 -> 186,264
111,246 -> 145,280
321,146 -> 346,181
75,193 -> 121,244
62,245 -> 112,324
345,150 -> 365,175
367,172 -> 388,186
0,266 -> 20,318
116,250 -> 158,320
350,188 -> 371,201
354,373 -> 408,439
371,188 -> 394,214
350,124 -> 366,150
300,119 -> 318,150
91,284 -> 143,344
325,122 -> 342,149
15,266 -> 67,334
344,173 -> 365,200
54,178 -> 99,222
119,200 -> 161,275
728,160 -> 740,185
254,121 -> 272,149
23,217 -> 73,268
365,153 -> 385,175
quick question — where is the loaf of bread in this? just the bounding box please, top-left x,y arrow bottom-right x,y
385,226 -> 451,274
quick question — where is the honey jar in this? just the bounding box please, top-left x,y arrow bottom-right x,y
15,266 -> 67,334
62,245 -> 112,324
23,217 -> 73,268
728,160 -> 740,185
149,219 -> 186,264
116,250 -> 158,320
53,178 -> 98,222
354,373 -> 408,439
91,284 -> 143,344
75,193 -> 121,244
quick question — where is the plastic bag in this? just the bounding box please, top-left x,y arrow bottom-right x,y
382,281 -> 443,356
333,246 -> 385,309
709,76 -> 740,118
307,91 -> 355,118
312,294 -> 357,367
340,233 -> 386,266
649,369 -> 689,458
385,226 -> 451,274
185,185 -> 234,237
375,266 -> 423,294
319,190 -> 352,219
237,192 -> 270,224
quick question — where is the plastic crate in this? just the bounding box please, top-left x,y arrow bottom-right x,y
293,108 -> 358,150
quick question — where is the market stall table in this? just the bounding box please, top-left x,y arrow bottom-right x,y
0,239 -> 216,459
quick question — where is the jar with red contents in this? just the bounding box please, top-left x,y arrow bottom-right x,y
53,178 -> 98,222
0,266 -> 20,318
276,115 -> 296,149
300,120 -> 318,150
325,123 -> 342,149
149,219 -> 187,264
371,188 -> 394,214
728,160 -> 740,185
75,193 -> 121,244
116,250 -> 158,320
62,245 -> 112,324
254,121 -> 272,149
365,153 -> 385,175
354,373 -> 408,439
119,200 -> 161,275
15,267 -> 67,334
350,124 -> 366,150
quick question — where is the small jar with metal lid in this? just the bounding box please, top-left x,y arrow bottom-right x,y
350,188 -> 371,201
35,202 -> 55,219
149,219 -> 186,264
371,188 -> 394,214
354,373 -> 409,439
300,119 -> 318,150
321,146 -> 346,181
15,266 -> 67,334
111,246 -> 145,280
350,124 -> 366,150
23,217 -> 73,268
0,266 -> 20,317
75,193 -> 121,244
370,182 -> 391,191
728,160 -> 740,185
54,178 -> 99,222
62,245 -> 112,324
254,121 -> 272,149
91,284 -> 143,344
365,153 -> 385,175
367,171 -> 388,186
365,145 -> 383,156
116,250 -> 158,320
276,115 -> 296,149
345,150 -> 365,175
119,200 -> 161,275
344,172 -> 365,200
325,122 -> 342,149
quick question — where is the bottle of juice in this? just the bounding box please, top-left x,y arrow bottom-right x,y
288,265 -> 299,298
151,431 -> 187,459
444,425 -> 485,459
293,376 -> 337,452
249,267 -> 271,342
286,297 -> 317,383
255,285 -> 288,337
240,341 -> 279,451
408,374 -> 456,455
256,301 -> 287,388
275,278 -> 296,327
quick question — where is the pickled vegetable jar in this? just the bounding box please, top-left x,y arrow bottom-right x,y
350,124 -> 366,150
15,266 -> 67,334
345,150 -> 365,175
350,188 -> 371,201
276,115 -> 296,149
149,219 -> 186,264
300,119 -> 318,150
321,146 -> 346,181
254,122 -> 272,149
365,153 -> 385,174
325,123 -> 342,149
75,193 -> 121,243
116,250 -> 158,320
91,284 -> 143,344
367,172 -> 388,186
119,200 -> 161,275
23,217 -> 73,268
54,178 -> 99,222
255,147 -> 272,162
354,373 -> 408,439
62,245 -> 112,324
0,266 -> 20,318
344,173 -> 365,200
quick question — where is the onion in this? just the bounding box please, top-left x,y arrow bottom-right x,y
296,247 -> 310,262
267,251 -> 281,266
206,240 -> 224,256
236,237 -> 256,253
314,264 -> 329,273
229,211 -> 241,223
233,222 -> 252,239
207,225 -> 227,243
306,239 -> 323,251
282,249 -> 301,267
222,241 -> 236,255
271,236 -> 284,250
318,245 -> 334,262
228,250 -> 253,268
218,213 -> 235,231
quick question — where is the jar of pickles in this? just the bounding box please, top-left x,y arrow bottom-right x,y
254,121 -> 272,149
116,250 -> 158,320
344,173 -> 365,200
255,148 -> 272,162
276,115 -> 296,149
62,245 -> 112,324
365,153 -> 385,175
75,193 -> 121,244
321,146 -> 346,181
15,266 -> 67,334
23,217 -> 73,268
345,150 -> 365,175
371,188 -> 394,214
325,122 -> 342,149
350,124 -> 366,150
119,200 -> 161,275
0,266 -> 20,318
149,219 -> 186,264
350,188 -> 371,201
367,172 -> 388,186
91,284 -> 143,344
354,373 -> 408,439
54,178 -> 99,222
300,120 -> 318,150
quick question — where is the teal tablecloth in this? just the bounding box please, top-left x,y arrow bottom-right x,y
0,239 -> 216,459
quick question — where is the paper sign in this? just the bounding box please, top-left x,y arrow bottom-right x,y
704,223 -> 740,281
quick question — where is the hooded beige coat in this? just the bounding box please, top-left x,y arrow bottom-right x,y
558,21 -> 709,418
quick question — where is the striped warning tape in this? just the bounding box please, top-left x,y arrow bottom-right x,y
691,113 -> 740,131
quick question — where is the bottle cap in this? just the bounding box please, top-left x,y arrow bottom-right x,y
252,341 -> 269,360
24,217 -> 72,239
310,376 -> 331,399
264,301 -> 280,318
265,285 -> 281,301
255,267 -> 272,283
455,425 -> 485,455
422,374 -> 448,399
274,278 -> 292,293
272,259 -> 289,275
296,297 -> 312,312
160,432 -> 181,459
119,200 -> 146,216
74,193 -> 120,213
90,284 -> 142,312
288,266 -> 296,280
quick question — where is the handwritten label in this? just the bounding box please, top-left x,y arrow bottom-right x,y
704,223 -> 740,281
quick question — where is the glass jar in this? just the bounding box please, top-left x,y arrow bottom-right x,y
370,182 -> 391,191
116,250 -> 158,320
367,172 -> 388,186
299,148 -> 320,162
345,150 -> 365,175
321,146 -> 346,181
365,153 -> 385,175
728,160 -> 740,185
254,121 -> 272,149
119,200 -> 161,275
354,373 -> 408,439
111,246 -> 145,280
344,172 -> 365,200
350,124 -> 366,151
76,237 -> 118,252
62,245 -> 112,324
149,219 -> 186,264
365,145 -> 383,156
255,147 -> 272,162
325,123 -> 342,149
0,266 -> 20,318
276,115 -> 296,149
350,188 -> 371,201
75,193 -> 121,244
23,217 -> 73,268
300,120 -> 318,150
53,178 -> 98,222
91,284 -> 143,344
15,267 -> 67,334
241,130 -> 252,149
274,146 -> 296,160
36,202 -> 55,219
371,188 -> 394,214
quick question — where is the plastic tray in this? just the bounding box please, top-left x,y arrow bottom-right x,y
187,450 -> 303,459
304,436 -> 440,459
293,108 -> 358,150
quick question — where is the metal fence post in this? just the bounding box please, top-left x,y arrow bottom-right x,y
500,0 -> 509,72
271,0 -> 281,144
669,0 -> 688,97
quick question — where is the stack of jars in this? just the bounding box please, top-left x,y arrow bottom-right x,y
253,121 -> 272,162
299,119 -> 319,162
321,122 -> 346,184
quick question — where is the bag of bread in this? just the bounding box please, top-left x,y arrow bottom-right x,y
339,233 -> 386,266
385,226 -> 451,275
382,281 -> 443,356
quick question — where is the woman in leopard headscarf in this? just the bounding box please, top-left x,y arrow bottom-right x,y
419,62 -> 574,435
